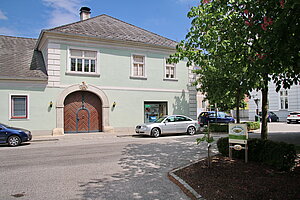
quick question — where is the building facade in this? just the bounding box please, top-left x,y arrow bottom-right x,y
0,8 -> 197,136
249,83 -> 300,121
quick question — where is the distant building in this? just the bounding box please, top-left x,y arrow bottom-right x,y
249,83 -> 300,121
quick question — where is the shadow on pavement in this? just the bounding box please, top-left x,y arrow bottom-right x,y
78,137 -> 217,200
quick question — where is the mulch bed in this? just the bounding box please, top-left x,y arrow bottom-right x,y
174,155 -> 300,200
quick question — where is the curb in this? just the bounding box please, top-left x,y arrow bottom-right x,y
31,138 -> 59,142
168,159 -> 206,200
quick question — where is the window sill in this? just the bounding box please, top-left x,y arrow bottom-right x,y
65,72 -> 100,77
130,76 -> 147,80
163,78 -> 178,82
10,118 -> 29,121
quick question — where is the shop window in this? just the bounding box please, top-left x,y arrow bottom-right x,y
144,102 -> 168,123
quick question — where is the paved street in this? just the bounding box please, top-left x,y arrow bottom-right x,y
0,132 -> 218,200
249,122 -> 300,145
0,123 -> 299,200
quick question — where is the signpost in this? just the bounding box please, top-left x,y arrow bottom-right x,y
228,124 -> 248,163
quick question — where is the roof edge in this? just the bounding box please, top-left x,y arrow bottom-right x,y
35,29 -> 46,50
0,76 -> 48,82
46,14 -> 178,46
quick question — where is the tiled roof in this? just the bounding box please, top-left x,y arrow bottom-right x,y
47,14 -> 178,49
0,35 -> 47,80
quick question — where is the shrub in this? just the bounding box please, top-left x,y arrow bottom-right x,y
217,137 -> 297,171
260,140 -> 296,171
242,121 -> 260,131
209,123 -> 228,132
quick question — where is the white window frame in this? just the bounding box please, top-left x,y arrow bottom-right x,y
66,47 -> 100,77
163,58 -> 178,81
279,89 -> 288,110
130,54 -> 147,79
9,94 -> 30,120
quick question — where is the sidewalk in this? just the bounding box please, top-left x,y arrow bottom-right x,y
32,131 -> 136,142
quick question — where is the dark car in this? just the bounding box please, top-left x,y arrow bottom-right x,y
0,123 -> 32,147
258,111 -> 279,122
198,111 -> 235,126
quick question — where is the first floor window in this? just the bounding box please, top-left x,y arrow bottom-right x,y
11,96 -> 28,119
70,49 -> 97,73
165,62 -> 176,79
132,55 -> 145,77
280,89 -> 288,109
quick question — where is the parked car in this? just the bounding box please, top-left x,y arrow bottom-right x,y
0,123 -> 32,147
135,115 -> 198,138
287,111 -> 300,124
198,111 -> 235,127
258,111 -> 279,122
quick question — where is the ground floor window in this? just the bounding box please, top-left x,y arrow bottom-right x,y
280,89 -> 288,110
11,95 -> 28,119
144,102 -> 168,123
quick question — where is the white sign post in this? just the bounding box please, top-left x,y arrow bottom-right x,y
228,124 -> 248,163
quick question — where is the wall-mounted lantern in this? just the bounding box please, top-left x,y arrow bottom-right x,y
49,101 -> 53,108
112,102 -> 116,108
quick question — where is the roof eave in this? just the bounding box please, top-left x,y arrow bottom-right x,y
35,29 -> 47,50
0,76 -> 48,82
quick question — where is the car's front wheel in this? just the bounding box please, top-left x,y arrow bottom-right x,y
7,135 -> 21,147
151,128 -> 160,138
187,126 -> 196,135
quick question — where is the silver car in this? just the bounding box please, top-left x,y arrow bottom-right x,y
135,115 -> 198,137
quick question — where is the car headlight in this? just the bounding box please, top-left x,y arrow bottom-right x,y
19,130 -> 30,135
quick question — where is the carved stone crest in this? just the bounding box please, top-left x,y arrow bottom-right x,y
79,81 -> 88,90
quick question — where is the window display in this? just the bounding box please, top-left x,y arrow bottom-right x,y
144,102 -> 167,123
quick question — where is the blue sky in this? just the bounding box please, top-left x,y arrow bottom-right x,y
0,0 -> 199,42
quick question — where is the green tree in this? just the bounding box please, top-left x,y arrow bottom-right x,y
170,0 -> 300,139
241,0 -> 300,139
170,0 -> 256,123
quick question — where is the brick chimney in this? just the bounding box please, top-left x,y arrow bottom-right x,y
80,7 -> 91,21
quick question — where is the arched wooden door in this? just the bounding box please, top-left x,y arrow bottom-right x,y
64,91 -> 102,133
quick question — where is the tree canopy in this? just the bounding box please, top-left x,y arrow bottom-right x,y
170,0 -> 300,138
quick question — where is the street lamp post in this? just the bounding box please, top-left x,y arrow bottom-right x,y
254,96 -> 260,122
254,98 -> 260,115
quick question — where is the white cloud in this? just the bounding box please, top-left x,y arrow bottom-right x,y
0,10 -> 8,20
42,0 -> 83,27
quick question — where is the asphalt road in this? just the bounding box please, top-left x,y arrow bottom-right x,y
249,122 -> 300,145
1,123 -> 298,200
0,133 -> 218,200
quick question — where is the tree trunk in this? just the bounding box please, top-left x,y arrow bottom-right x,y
261,81 -> 269,140
235,89 -> 241,123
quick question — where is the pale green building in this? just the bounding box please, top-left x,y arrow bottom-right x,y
0,7 -> 197,136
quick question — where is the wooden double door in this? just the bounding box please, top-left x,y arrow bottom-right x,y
64,91 -> 102,133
